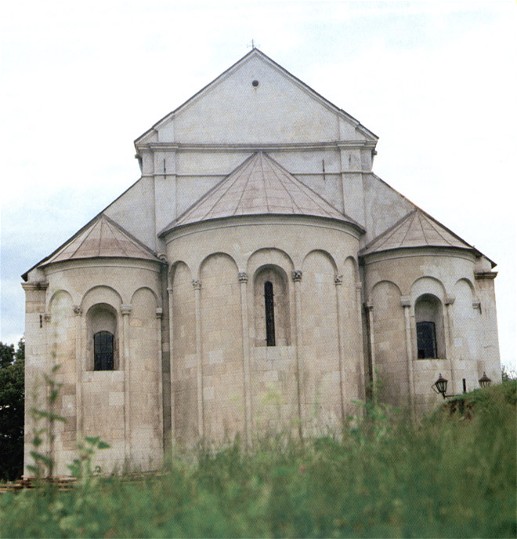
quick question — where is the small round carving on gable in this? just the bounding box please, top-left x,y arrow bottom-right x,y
252,80 -> 259,87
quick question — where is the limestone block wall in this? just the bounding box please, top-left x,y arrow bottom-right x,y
170,262 -> 198,446
363,249 -> 501,417
23,258 -> 163,475
166,216 -> 365,445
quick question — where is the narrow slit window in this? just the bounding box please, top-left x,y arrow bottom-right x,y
264,281 -> 276,346
94,331 -> 114,370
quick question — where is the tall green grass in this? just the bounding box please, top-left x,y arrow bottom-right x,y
1,381 -> 515,538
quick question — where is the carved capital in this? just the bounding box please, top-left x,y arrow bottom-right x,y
121,304 -> 132,316
334,274 -> 343,285
192,279 -> 202,290
43,312 -> 51,322
400,296 -> 411,308
364,301 -> 374,312
444,295 -> 455,306
155,307 -> 163,319
292,270 -> 303,282
238,272 -> 248,283
73,305 -> 82,316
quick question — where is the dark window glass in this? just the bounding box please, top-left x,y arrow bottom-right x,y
264,281 -> 276,346
94,331 -> 114,370
416,321 -> 436,359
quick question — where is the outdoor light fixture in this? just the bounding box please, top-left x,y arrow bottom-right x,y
432,373 -> 450,399
432,372 -> 492,399
478,372 -> 492,388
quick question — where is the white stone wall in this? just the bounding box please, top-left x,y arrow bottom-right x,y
166,216 -> 364,445
363,249 -> 501,417
23,258 -> 163,475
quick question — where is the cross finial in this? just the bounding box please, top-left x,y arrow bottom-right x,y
248,39 -> 258,50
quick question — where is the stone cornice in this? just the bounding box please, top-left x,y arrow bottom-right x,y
474,271 -> 498,280
21,281 -> 49,291
136,140 -> 377,154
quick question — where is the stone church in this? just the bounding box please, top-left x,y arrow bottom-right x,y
22,49 -> 501,474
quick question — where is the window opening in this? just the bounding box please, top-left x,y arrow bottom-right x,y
416,321 -> 436,359
264,281 -> 276,346
94,331 -> 114,370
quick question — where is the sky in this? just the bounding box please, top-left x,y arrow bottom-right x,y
1,0 -> 515,371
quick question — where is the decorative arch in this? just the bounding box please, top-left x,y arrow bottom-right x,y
246,247 -> 294,278
453,278 -> 480,361
370,280 -> 407,405
410,276 -> 446,303
47,288 -> 77,313
86,303 -> 119,370
48,290 -> 75,369
344,255 -> 360,282
199,252 -> 244,442
369,279 -> 403,303
302,249 -> 338,274
81,285 -> 123,315
414,294 -> 446,359
169,260 -> 191,285
198,251 -> 239,282
130,286 -> 160,308
253,264 -> 291,347
454,277 -> 475,294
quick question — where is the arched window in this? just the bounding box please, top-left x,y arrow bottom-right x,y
94,331 -> 114,370
415,294 -> 445,359
416,321 -> 436,359
87,304 -> 118,370
264,281 -> 276,346
254,266 -> 290,347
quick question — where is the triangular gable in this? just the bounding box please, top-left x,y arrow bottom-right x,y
160,152 -> 364,235
36,215 -> 160,270
135,48 -> 378,146
360,209 -> 482,257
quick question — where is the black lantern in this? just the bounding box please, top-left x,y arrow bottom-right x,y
478,372 -> 492,388
432,373 -> 448,398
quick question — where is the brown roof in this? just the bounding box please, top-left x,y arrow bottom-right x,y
360,209 -> 477,256
161,152 -> 363,234
41,214 -> 160,266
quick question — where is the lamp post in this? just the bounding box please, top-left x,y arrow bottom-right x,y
432,372 -> 492,399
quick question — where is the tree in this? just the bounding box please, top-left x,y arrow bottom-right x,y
0,339 -> 25,481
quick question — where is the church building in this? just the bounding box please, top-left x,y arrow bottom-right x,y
22,49 -> 501,474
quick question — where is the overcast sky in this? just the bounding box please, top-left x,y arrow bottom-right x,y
1,0 -> 515,371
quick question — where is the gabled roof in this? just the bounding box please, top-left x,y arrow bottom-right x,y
40,214 -> 160,267
160,152 -> 364,235
360,209 -> 480,257
135,48 -> 378,146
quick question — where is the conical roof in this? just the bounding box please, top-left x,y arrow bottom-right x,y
161,152 -> 362,234
41,214 -> 160,266
360,209 -> 477,256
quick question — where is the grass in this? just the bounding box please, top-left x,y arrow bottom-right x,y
0,381 -> 515,538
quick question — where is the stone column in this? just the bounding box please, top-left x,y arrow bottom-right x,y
444,296 -> 456,393
155,307 -> 164,451
121,304 -> 132,464
238,272 -> 253,447
355,282 -> 366,399
292,270 -> 304,437
400,296 -> 415,420
192,279 -> 204,439
167,286 -> 175,439
73,305 -> 83,442
334,275 -> 346,422
365,301 -> 376,402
